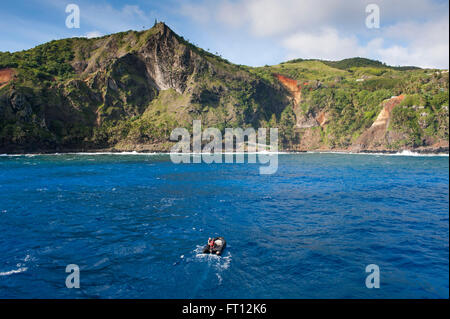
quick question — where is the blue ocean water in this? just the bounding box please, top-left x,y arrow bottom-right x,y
0,153 -> 448,299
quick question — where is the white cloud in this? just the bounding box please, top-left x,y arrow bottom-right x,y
376,42 -> 449,69
243,0 -> 356,37
183,0 -> 446,36
376,17 -> 449,68
85,31 -> 102,39
41,0 -> 155,33
80,4 -> 153,33
216,1 -> 248,28
282,28 -> 365,61
179,0 -> 449,68
180,2 -> 212,24
282,17 -> 449,68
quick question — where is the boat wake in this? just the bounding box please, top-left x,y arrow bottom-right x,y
0,267 -> 28,276
194,246 -> 231,269
0,254 -> 31,276
189,246 -> 232,286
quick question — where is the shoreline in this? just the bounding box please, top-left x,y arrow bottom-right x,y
1,148 -> 449,157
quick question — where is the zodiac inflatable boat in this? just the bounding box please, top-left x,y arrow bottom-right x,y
202,237 -> 226,255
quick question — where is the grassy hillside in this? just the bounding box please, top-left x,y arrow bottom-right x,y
250,58 -> 448,150
0,23 -> 292,152
0,23 -> 448,153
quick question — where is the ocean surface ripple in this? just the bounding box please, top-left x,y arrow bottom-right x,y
0,153 -> 448,298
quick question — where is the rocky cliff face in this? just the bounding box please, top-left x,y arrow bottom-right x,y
267,69 -> 448,153
0,23 -> 291,153
352,95 -> 405,151
0,23 -> 448,153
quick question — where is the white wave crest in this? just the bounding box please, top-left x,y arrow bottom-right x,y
392,150 -> 449,157
194,245 -> 232,271
0,267 -> 27,276
2,150 -> 447,157
306,150 -> 448,157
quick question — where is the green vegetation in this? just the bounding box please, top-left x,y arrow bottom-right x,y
390,107 -> 422,146
250,57 -> 448,149
0,23 -> 448,153
0,38 -> 83,82
323,57 -> 388,70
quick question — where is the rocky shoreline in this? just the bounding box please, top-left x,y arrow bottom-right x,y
2,145 -> 448,156
1,23 -> 448,159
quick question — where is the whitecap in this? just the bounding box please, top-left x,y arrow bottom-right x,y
0,267 -> 28,276
216,273 -> 223,284
306,150 -> 448,157
193,246 -> 232,270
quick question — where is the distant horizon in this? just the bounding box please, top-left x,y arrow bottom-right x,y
0,0 -> 448,69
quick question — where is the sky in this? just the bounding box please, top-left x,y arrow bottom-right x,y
0,0 -> 448,68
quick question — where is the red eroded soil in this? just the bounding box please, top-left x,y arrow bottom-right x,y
384,94 -> 405,113
316,111 -> 328,127
352,94 -> 406,151
274,73 -> 302,105
371,94 -> 405,127
0,68 -> 14,89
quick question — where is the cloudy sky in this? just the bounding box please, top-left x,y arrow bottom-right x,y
1,0 -> 448,68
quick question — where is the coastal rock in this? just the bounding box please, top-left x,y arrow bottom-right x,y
0,23 -> 447,154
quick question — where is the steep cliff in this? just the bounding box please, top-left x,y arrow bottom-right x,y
352,95 -> 405,151
0,23 -> 291,152
252,59 -> 448,153
0,23 -> 448,153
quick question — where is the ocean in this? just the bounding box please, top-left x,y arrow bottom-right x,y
0,153 -> 448,298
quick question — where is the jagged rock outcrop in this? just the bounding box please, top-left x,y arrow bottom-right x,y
0,23 -> 448,153
0,23 -> 291,152
296,113 -> 319,128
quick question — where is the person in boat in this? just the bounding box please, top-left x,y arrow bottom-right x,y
203,237 -> 226,255
208,237 -> 215,252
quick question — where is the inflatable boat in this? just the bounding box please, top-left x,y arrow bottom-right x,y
202,237 -> 226,255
